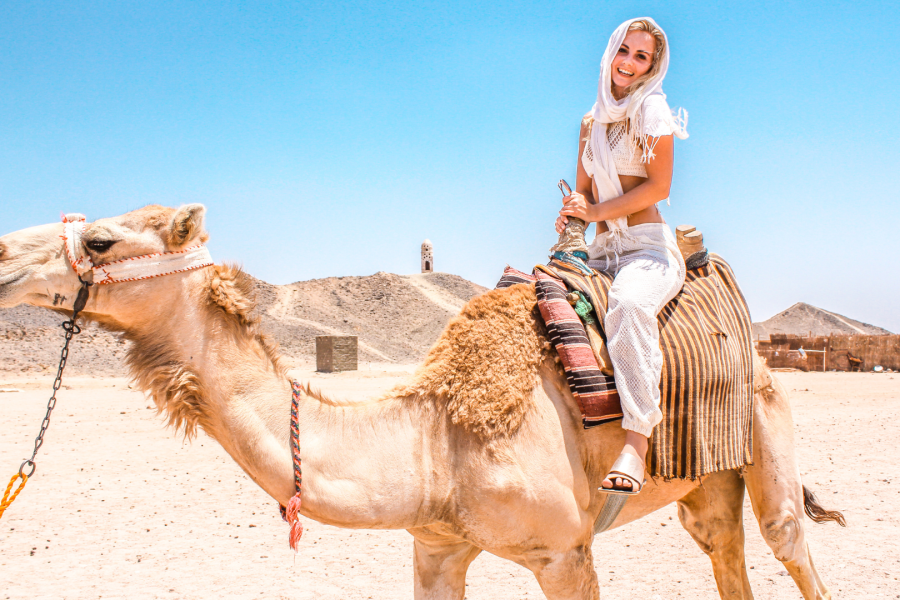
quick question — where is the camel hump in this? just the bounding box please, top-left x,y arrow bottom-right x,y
399,283 -> 551,438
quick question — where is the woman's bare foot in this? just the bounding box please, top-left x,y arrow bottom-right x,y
601,431 -> 649,492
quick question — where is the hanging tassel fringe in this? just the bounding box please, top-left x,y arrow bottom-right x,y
286,493 -> 304,550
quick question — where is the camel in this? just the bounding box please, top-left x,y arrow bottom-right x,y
0,204 -> 845,600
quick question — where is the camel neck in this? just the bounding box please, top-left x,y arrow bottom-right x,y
116,277 -> 298,505
118,275 -> 436,527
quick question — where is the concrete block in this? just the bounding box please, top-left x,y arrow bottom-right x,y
316,336 -> 358,372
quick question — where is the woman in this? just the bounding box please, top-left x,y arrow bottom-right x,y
556,17 -> 688,494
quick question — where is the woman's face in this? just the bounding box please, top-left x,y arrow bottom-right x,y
610,30 -> 656,95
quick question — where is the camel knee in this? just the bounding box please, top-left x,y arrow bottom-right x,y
761,511 -> 803,562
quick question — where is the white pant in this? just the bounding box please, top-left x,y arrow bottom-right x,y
587,223 -> 686,437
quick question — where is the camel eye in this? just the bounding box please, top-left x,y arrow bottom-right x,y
85,240 -> 117,253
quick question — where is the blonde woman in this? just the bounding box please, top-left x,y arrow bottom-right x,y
556,17 -> 688,494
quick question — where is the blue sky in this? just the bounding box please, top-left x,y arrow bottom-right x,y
2,1 -> 898,331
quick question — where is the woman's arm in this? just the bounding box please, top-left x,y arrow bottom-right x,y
555,119 -> 596,233
559,134 -> 674,224
575,120 -> 596,203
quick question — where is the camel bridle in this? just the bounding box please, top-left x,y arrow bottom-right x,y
63,213 -> 306,549
61,213 -> 214,284
0,214 -> 216,522
3,215 -> 306,548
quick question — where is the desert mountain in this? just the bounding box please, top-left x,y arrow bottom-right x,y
752,302 -> 892,340
253,271 -> 486,363
0,271 -> 488,376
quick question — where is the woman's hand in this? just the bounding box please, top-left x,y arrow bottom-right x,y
554,215 -> 569,233
559,192 -> 596,223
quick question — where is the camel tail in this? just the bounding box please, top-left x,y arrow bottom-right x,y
803,485 -> 846,526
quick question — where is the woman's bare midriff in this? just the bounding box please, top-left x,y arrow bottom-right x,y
593,174 -> 665,234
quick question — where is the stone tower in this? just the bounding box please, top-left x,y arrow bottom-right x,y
421,239 -> 433,273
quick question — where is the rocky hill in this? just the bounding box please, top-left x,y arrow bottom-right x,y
752,302 -> 892,340
253,271 -> 487,364
0,272 -> 488,376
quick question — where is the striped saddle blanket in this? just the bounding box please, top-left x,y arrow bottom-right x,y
497,253 -> 754,480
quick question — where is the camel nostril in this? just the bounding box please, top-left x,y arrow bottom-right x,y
0,242 -> 6,259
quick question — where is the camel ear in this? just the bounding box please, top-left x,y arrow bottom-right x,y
168,204 -> 208,248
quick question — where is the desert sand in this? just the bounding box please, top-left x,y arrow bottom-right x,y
1,368 -> 897,599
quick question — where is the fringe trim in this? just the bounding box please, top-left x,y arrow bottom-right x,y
632,104 -> 689,164
286,493 -> 304,551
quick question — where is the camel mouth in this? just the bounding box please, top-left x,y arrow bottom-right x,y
0,268 -> 27,288
0,272 -> 27,308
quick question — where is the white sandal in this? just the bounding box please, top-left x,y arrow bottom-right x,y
599,453 -> 646,495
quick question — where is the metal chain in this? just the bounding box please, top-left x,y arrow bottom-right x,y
17,279 -> 92,479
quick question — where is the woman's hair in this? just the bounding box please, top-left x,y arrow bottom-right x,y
623,19 -> 667,96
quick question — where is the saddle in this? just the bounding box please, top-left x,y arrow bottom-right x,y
497,231 -> 755,480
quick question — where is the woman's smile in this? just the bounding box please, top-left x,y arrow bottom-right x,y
610,30 -> 656,98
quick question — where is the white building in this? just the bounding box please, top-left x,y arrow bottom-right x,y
421,239 -> 433,273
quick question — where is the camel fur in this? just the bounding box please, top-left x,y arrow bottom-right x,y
398,283 -> 552,437
0,205 -> 844,600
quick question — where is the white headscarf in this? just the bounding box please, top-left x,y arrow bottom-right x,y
583,17 -> 688,237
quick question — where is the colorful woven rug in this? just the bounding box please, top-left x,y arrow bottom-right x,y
497,253 -> 754,480
498,267 -> 622,427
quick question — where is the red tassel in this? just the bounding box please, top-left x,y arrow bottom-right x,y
285,492 -> 303,551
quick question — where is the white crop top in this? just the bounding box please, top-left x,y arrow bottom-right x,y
607,120 -> 646,177
582,120 -> 648,180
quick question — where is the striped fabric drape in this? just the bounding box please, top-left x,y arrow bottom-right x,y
497,266 -> 622,426
498,253 -> 754,480
534,272 -> 623,425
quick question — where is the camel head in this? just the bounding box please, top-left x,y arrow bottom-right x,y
0,204 -> 209,327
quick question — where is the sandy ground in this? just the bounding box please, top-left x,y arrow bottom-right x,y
0,368 -> 897,599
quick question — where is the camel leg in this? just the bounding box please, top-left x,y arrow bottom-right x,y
409,528 -> 482,600
677,469 -> 754,599
525,543 -> 600,600
743,375 -> 831,600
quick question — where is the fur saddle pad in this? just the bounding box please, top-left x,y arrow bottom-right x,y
496,253 -> 755,480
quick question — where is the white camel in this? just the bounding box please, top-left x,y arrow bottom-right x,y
0,205 -> 844,599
